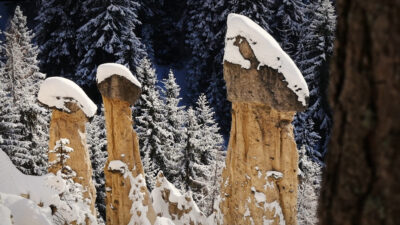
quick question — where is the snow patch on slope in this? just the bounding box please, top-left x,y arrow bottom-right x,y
224,13 -> 309,106
38,77 -> 97,117
0,150 -> 97,225
97,63 -> 142,87
0,193 -> 52,225
0,201 -> 13,225
0,150 -> 64,205
154,217 -> 175,225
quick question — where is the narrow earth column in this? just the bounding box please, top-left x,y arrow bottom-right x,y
219,14 -> 309,225
38,77 -> 98,217
96,63 -> 156,225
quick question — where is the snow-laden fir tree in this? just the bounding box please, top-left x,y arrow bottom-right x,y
76,0 -> 146,87
297,146 -> 322,225
49,138 -> 74,177
35,0 -> 81,80
181,107 -> 215,213
0,6 -> 48,175
134,58 -> 169,190
87,106 -> 107,221
293,115 -> 321,160
0,65 -> 32,175
159,69 -> 186,187
273,0 -> 306,55
184,0 -> 230,134
194,93 -> 224,215
293,0 -> 336,161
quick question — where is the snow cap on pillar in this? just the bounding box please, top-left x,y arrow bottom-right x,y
223,13 -> 309,111
96,63 -> 142,105
38,77 -> 97,118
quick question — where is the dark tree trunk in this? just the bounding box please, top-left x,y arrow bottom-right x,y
319,1 -> 400,225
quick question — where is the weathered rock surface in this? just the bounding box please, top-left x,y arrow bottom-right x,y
98,75 -> 141,105
224,37 -> 306,111
219,103 -> 298,225
220,20 -> 307,223
48,103 -> 97,216
98,70 -> 155,225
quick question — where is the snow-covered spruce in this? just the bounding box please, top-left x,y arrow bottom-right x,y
75,0 -> 146,86
87,106 -> 108,220
297,146 -> 322,225
1,6 -> 49,176
96,63 -> 142,87
293,0 -> 336,161
134,58 -> 169,190
224,13 -> 309,106
38,77 -> 97,118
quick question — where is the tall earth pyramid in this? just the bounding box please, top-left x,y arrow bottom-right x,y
219,14 -> 309,225
38,77 -> 98,220
97,63 -> 156,225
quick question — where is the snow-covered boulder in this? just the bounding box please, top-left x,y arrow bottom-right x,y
223,13 -> 309,110
96,63 -> 142,105
38,77 -> 97,118
151,172 -> 207,225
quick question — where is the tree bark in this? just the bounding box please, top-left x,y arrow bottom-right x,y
319,1 -> 400,224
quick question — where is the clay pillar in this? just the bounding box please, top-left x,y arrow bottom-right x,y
38,77 -> 98,219
97,65 -> 156,225
219,35 -> 308,224
48,104 -> 97,215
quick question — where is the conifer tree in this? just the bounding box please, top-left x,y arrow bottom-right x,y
181,107 -> 214,213
293,0 -> 336,160
87,106 -> 107,220
35,0 -> 81,80
76,0 -> 146,87
195,93 -> 223,166
274,0 -> 306,55
194,93 -> 224,215
297,146 -> 322,225
0,77 -> 32,175
49,138 -> 74,177
159,69 -> 186,185
1,6 -> 48,175
134,58 -> 169,189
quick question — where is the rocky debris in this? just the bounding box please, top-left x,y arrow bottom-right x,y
97,63 -> 156,225
151,172 -> 207,225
